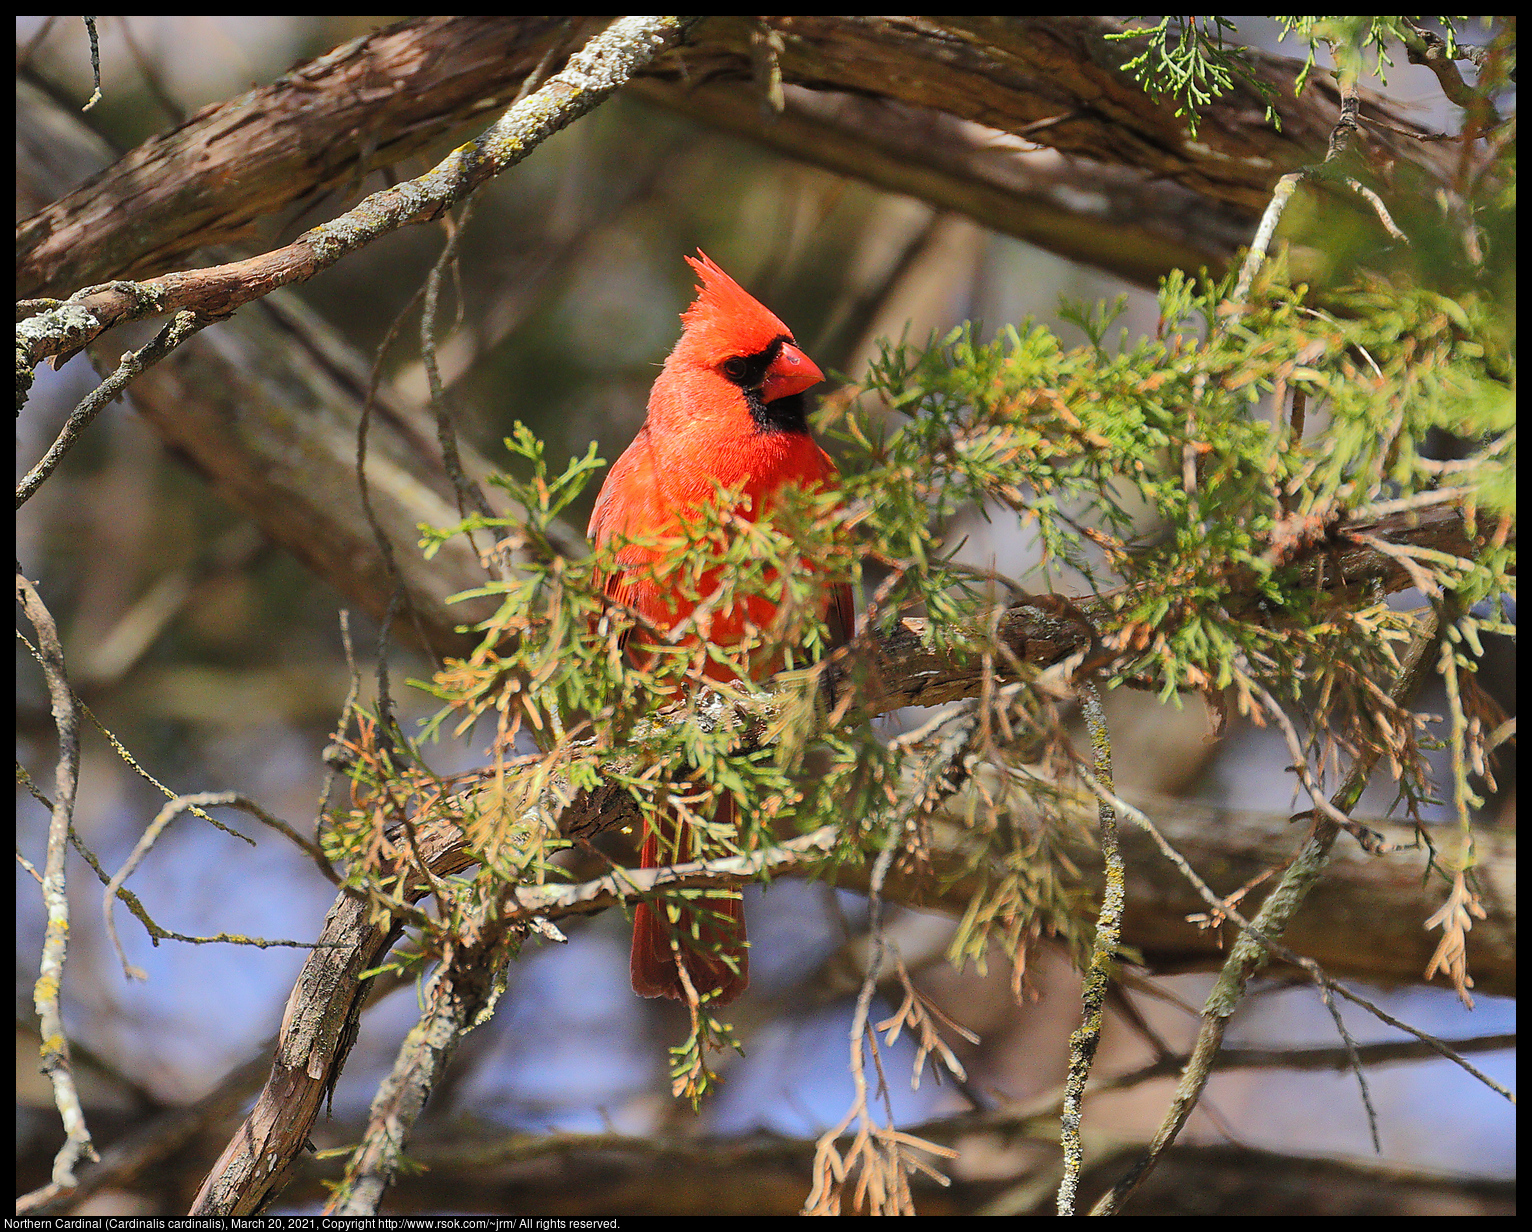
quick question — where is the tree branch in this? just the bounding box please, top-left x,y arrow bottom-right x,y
16,16 -> 587,296
19,17 -> 1449,304
189,501 -> 1509,1211
16,571 -> 95,1188
20,16 -> 695,369
1091,607 -> 1447,1214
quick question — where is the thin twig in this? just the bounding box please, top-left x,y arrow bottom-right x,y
353,284 -> 438,672
17,309 -> 207,507
103,791 -> 340,979
1056,678 -> 1121,1215
1240,667 -> 1393,853
80,16 -> 102,110
16,571 -> 97,1185
1232,75 -> 1410,307
1337,174 -> 1408,241
1089,610 -> 1445,1214
1231,172 -> 1304,305
1064,776 -> 1512,1106
420,197 -> 508,579
1399,18 -> 1503,124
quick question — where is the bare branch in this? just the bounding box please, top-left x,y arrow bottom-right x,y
17,309 -> 207,506
325,893 -> 515,1215
1090,609 -> 1446,1215
15,571 -> 96,1186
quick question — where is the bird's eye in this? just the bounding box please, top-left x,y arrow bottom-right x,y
722,357 -> 748,381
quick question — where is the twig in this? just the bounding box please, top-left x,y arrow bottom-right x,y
1317,980 -> 1512,1102
80,16 -> 102,111
1056,678 -> 1121,1215
1231,76 -> 1409,306
1240,667 -> 1393,853
507,826 -> 842,925
103,791 -> 340,979
1350,488 -> 1477,520
17,309 -> 208,507
1232,172 -> 1305,305
1399,19 -> 1503,124
16,571 -> 97,1185
420,197 -> 508,580
1089,610 -> 1445,1214
1336,174 -> 1408,241
353,287 -> 437,670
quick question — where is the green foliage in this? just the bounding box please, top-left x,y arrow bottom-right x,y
389,246 -> 1511,1043
1107,16 -> 1281,136
331,66 -> 1516,1093
840,256 -> 1510,963
669,997 -> 747,1108
1109,17 -> 1485,133
1276,16 -> 1471,92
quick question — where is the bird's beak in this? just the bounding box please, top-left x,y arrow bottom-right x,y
761,341 -> 825,402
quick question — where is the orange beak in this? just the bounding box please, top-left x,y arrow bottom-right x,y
761,341 -> 824,403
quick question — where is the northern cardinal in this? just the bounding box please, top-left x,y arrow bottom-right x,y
588,251 -> 854,1005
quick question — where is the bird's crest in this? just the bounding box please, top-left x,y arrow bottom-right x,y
673,250 -> 793,366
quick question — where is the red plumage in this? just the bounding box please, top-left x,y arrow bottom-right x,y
588,251 -> 853,1005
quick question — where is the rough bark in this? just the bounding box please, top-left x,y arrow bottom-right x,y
17,16 -> 580,296
19,16 -> 1447,300
16,17 -> 1467,653
188,824 -> 477,1215
16,78 -> 546,657
183,783 -> 1511,1214
185,501 -> 1509,1211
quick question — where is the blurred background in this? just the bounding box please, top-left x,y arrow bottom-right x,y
16,15 -> 1513,1215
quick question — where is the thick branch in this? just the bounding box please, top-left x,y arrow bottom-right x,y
16,80 -> 576,658
188,823 -> 477,1214
193,497 -> 1507,1209
19,17 -> 1448,304
20,16 -> 694,369
17,17 -> 588,296
859,503 -> 1499,714
334,1126 -> 1518,1216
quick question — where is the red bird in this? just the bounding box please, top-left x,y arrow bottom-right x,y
588,251 -> 854,1006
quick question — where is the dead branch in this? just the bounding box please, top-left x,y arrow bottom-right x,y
188,822 -> 477,1214
17,17 -> 584,296
16,66 -> 598,661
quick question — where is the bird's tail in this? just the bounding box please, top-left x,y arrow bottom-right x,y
630,794 -> 748,1005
